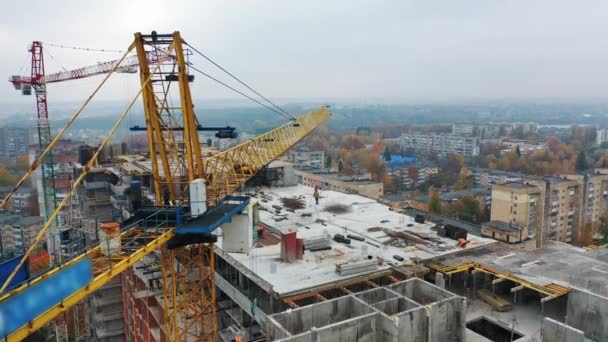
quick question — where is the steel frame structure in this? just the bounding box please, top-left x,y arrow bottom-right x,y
0,31 -> 331,341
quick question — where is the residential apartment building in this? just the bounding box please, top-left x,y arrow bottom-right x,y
399,133 -> 479,160
563,171 -> 608,243
287,149 -> 325,169
386,162 -> 439,189
0,216 -> 45,256
597,128 -> 608,145
0,126 -> 31,164
491,182 -> 543,244
469,167 -> 525,187
294,168 -> 383,199
491,177 -> 582,247
12,187 -> 36,215
451,123 -> 509,138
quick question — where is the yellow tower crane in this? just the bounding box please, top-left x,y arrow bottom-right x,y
0,31 -> 330,341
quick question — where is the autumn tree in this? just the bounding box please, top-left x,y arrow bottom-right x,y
428,192 -> 443,214
453,173 -> 475,190
0,168 -> 16,187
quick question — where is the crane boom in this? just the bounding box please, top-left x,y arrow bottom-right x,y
0,31 -> 331,342
9,50 -> 172,87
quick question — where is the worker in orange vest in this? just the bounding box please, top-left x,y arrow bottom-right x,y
257,225 -> 265,237
235,337 -> 243,342
457,238 -> 469,247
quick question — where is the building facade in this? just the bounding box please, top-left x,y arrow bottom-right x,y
0,127 -> 31,164
491,182 -> 543,244
413,187 -> 491,213
399,133 -> 479,160
469,167 -> 525,187
287,150 -> 325,169
294,169 -> 383,199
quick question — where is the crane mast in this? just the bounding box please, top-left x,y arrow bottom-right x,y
30,42 -> 58,224
0,31 -> 331,342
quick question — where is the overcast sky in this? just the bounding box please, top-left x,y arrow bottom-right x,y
2,0 -> 608,105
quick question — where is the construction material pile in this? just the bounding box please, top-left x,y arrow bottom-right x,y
280,197 -> 306,210
323,203 -> 352,214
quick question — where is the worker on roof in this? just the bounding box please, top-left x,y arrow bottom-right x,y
313,185 -> 320,205
257,225 -> 265,237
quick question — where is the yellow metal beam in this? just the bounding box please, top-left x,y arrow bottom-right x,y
5,229 -> 174,342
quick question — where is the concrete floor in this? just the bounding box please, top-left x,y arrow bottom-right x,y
466,297 -> 541,341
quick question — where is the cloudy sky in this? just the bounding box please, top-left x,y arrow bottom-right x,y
2,0 -> 608,105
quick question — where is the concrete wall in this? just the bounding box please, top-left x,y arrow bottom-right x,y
566,288 -> 608,341
267,279 -> 466,342
373,298 -> 428,342
388,279 -> 465,342
221,202 -> 254,254
272,296 -> 374,336
542,318 -> 585,342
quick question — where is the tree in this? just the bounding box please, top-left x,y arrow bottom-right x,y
338,160 -> 344,173
429,192 -> 443,214
16,155 -> 29,169
0,168 -> 16,187
383,146 -> 392,161
453,173 -> 474,190
576,151 -> 590,171
515,145 -> 521,158
445,195 -> 481,224
325,154 -> 332,169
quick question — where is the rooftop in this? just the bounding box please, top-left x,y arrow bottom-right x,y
15,216 -> 44,226
482,220 -> 525,232
217,184 -> 496,297
498,181 -> 538,190
415,187 -> 491,203
295,168 -> 379,185
431,241 -> 608,297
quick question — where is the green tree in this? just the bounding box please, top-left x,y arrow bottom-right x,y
515,145 -> 521,158
599,217 -> 608,244
325,154 -> 332,169
429,193 -> 443,214
383,146 -> 392,161
445,195 -> 481,224
576,151 -> 590,171
338,160 -> 344,173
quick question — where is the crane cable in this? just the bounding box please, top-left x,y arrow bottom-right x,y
0,45 -> 172,294
184,41 -> 296,120
42,42 -> 125,53
187,64 -> 295,121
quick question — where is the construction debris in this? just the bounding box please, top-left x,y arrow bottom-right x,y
280,197 -> 306,210
335,259 -> 378,276
323,203 -> 352,214
333,234 -> 352,245
477,289 -> 512,312
303,234 -> 332,250
347,234 -> 365,242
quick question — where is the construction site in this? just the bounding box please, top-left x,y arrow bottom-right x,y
0,29 -> 605,342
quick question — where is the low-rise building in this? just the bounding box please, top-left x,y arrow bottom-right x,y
501,139 -> 546,156
469,167 -> 526,187
481,220 -> 528,243
294,168 -> 383,199
413,187 -> 491,212
386,162 -> 439,189
287,149 -> 325,169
